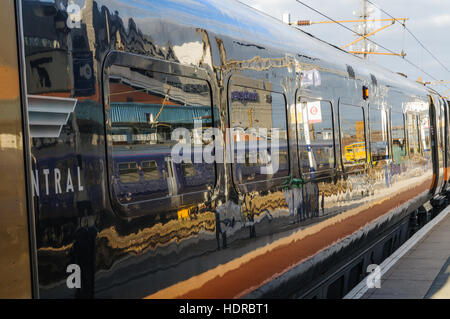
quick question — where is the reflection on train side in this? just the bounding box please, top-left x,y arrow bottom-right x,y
296,98 -> 335,174
112,146 -> 216,203
340,103 -> 367,169
107,65 -> 216,205
229,81 -> 290,187
391,110 -> 407,164
233,141 -> 290,184
368,106 -> 389,162
344,142 -> 366,163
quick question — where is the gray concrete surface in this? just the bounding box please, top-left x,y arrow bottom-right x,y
363,214 -> 450,299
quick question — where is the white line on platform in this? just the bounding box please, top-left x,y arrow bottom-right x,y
343,204 -> 450,299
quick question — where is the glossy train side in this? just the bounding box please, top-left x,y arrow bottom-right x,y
3,0 -> 450,298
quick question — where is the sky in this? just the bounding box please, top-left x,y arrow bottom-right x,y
238,0 -> 450,97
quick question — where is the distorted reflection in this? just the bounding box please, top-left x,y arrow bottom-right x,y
107,65 -> 215,203
296,98 -> 334,174
407,113 -> 420,156
340,104 -> 366,168
369,106 -> 389,162
419,114 -> 431,157
229,83 -> 289,184
391,111 -> 407,164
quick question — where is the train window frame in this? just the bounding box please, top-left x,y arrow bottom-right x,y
338,101 -> 367,172
368,105 -> 390,163
227,75 -> 290,193
295,94 -> 336,180
103,51 -> 219,218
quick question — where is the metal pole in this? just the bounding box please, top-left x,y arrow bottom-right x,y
362,0 -> 368,59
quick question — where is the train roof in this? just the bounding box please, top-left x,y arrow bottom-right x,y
117,0 -> 432,97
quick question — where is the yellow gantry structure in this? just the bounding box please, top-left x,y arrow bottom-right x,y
296,18 -> 408,57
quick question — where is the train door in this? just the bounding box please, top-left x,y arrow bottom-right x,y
337,100 -> 370,203
442,98 -> 450,190
295,95 -> 336,220
429,95 -> 445,196
227,74 -> 291,233
437,97 -> 447,193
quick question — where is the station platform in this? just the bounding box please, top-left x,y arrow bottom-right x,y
345,206 -> 450,299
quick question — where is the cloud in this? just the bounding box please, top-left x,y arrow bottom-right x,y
238,0 -> 450,92
429,14 -> 450,27
239,0 -> 295,20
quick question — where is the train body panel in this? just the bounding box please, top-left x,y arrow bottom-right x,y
2,0 -> 447,298
0,0 -> 34,298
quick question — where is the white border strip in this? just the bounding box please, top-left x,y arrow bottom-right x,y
344,204 -> 450,299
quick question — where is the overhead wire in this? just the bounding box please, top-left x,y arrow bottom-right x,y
294,0 -> 450,92
366,0 -> 450,74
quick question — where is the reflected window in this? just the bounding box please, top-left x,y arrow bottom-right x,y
118,162 -> 140,183
369,106 -> 389,161
296,98 -> 335,174
391,111 -> 407,163
339,104 -> 366,167
142,161 -> 159,180
229,82 -> 289,184
107,64 -> 216,203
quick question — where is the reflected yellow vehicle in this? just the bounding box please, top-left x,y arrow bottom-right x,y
344,142 -> 366,162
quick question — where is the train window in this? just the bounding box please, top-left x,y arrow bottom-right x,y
369,106 -> 389,161
142,161 -> 159,181
118,162 -> 140,183
406,113 -> 420,156
296,98 -> 335,174
419,114 -> 431,155
391,111 -> 407,164
339,103 -> 366,168
181,162 -> 196,177
229,80 -> 289,186
106,62 -> 216,204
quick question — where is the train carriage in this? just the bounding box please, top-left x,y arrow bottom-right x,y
1,0 -> 450,299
